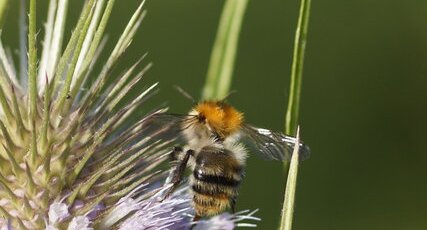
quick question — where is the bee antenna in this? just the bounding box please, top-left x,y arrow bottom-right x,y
174,85 -> 196,104
220,90 -> 237,102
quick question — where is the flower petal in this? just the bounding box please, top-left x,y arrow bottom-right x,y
48,201 -> 69,224
67,216 -> 92,230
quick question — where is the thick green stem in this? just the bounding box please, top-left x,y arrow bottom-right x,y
285,0 -> 311,136
201,0 -> 248,100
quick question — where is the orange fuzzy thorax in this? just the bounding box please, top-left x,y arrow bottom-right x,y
194,101 -> 244,139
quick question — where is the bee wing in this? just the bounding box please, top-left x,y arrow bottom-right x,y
141,112 -> 195,144
239,125 -> 311,161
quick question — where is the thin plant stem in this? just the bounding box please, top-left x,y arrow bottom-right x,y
279,0 -> 312,229
279,0 -> 311,229
28,0 -> 37,120
285,0 -> 311,136
201,0 -> 248,100
279,127 -> 301,230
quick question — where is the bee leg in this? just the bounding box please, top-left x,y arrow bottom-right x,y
163,146 -> 184,185
161,149 -> 194,200
230,196 -> 237,214
190,215 -> 201,229
169,146 -> 183,161
192,215 -> 201,222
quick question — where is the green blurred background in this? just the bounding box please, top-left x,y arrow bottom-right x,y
3,0 -> 427,229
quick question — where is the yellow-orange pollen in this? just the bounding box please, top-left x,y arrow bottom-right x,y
195,101 -> 244,139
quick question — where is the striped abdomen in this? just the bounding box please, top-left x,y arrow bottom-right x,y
191,146 -> 244,218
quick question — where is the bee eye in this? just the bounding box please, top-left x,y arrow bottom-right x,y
198,114 -> 206,123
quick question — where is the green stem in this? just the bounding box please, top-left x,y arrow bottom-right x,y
280,0 -> 311,229
279,128 -> 301,230
28,0 -> 37,120
285,0 -> 311,136
201,0 -> 248,100
0,0 -> 9,29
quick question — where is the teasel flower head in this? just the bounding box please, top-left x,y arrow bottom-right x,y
0,0 -> 259,229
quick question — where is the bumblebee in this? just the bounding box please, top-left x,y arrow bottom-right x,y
154,100 -> 310,220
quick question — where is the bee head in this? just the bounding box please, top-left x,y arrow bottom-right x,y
193,101 -> 244,139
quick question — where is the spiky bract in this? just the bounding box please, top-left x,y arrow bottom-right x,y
0,0 -> 175,228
